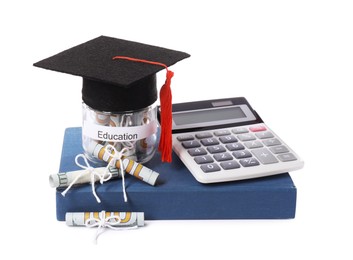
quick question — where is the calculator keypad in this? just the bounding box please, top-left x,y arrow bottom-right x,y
176,124 -> 298,175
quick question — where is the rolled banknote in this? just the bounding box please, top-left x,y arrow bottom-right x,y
49,167 -> 121,188
66,211 -> 144,227
87,142 -> 159,186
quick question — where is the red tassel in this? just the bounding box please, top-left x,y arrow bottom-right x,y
112,56 -> 174,162
158,70 -> 174,162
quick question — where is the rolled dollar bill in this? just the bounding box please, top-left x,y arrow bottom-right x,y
49,167 -> 121,188
66,211 -> 144,227
87,142 -> 159,186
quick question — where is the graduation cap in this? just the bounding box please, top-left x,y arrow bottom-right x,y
34,35 -> 190,162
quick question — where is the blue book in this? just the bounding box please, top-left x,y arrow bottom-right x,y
56,127 -> 297,220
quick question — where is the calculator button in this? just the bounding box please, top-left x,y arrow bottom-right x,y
277,153 -> 297,162
207,145 -> 226,154
232,127 -> 249,134
263,138 -> 281,147
233,150 -> 252,159
201,163 -> 221,173
252,148 -> 279,164
194,155 -> 214,164
188,148 -> 207,156
244,140 -> 263,149
269,145 -> 289,154
177,134 -> 194,141
195,132 -> 213,139
182,140 -> 201,149
200,138 -> 219,146
214,130 -> 231,136
239,158 -> 260,167
220,161 -> 241,170
237,133 -> 256,141
255,131 -> 274,139
219,135 -> 238,144
249,125 -> 267,132
226,143 -> 245,151
214,152 -> 233,162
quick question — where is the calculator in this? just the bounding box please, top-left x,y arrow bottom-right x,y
166,97 -> 304,184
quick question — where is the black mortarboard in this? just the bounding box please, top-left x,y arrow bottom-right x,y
34,36 -> 190,162
33,35 -> 190,112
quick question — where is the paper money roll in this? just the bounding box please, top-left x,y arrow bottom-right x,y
66,211 -> 144,227
95,113 -> 110,125
85,107 -> 110,126
137,133 -> 157,155
49,167 -> 121,188
87,142 -> 159,186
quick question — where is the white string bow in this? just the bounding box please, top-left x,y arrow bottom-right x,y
85,211 -> 137,244
61,154 -> 109,203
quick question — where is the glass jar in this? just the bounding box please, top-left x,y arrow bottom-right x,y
82,103 -> 159,165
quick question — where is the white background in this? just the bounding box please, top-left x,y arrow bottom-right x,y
1,0 -> 352,258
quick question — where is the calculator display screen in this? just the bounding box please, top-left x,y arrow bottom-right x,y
172,104 -> 256,130
173,106 -> 246,125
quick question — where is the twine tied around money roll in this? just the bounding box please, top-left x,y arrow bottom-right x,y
104,144 -> 129,202
61,154 -> 109,203
85,210 -> 138,244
